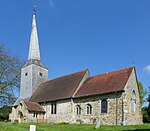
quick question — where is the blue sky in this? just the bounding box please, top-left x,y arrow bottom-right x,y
0,0 -> 150,104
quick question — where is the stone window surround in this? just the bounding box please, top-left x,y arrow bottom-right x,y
101,99 -> 108,114
76,105 -> 81,115
130,90 -> 136,113
86,104 -> 92,115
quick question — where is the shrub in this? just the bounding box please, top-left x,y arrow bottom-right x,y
142,106 -> 150,123
0,106 -> 11,121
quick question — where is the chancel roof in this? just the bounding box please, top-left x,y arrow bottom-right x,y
75,67 -> 134,98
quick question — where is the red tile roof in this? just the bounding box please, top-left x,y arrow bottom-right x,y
30,70 -> 88,103
24,101 -> 45,112
75,67 -> 134,98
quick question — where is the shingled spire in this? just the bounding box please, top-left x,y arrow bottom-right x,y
28,13 -> 40,60
18,10 -> 48,100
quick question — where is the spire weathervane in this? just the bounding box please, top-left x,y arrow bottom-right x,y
33,5 -> 36,15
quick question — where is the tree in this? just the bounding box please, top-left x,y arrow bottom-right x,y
142,106 -> 150,123
147,87 -> 150,119
142,87 -> 150,123
147,87 -> 150,107
0,44 -> 23,107
138,81 -> 147,106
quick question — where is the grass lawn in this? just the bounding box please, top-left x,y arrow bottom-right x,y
0,122 -> 150,131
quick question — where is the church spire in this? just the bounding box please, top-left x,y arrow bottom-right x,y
28,10 -> 40,60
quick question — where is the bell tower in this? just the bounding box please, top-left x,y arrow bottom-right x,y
20,11 -> 48,99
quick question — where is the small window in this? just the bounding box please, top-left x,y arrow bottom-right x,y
51,103 -> 57,114
25,73 -> 28,76
86,104 -> 92,114
101,99 -> 108,114
131,90 -> 136,113
76,105 -> 81,115
33,113 -> 38,118
39,73 -> 42,76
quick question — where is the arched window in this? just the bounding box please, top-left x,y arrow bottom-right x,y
131,90 -> 136,113
86,104 -> 92,114
76,105 -> 81,115
101,99 -> 108,113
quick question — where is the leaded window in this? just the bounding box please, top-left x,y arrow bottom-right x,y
101,99 -> 107,113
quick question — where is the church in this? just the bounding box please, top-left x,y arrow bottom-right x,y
9,13 -> 143,125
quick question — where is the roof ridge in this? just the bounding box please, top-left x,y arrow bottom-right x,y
25,100 -> 39,105
46,69 -> 88,82
89,66 -> 133,78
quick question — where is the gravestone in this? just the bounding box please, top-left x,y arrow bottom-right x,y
30,125 -> 36,131
95,118 -> 101,129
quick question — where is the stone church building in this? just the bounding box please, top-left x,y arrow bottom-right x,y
9,13 -> 143,125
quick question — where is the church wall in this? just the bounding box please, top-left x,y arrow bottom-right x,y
123,69 -> 143,125
9,107 -> 18,122
41,99 -> 73,123
73,93 -> 123,125
27,112 -> 45,122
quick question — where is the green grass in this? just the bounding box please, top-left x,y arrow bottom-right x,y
0,122 -> 149,131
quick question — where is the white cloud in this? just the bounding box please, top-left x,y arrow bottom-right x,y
143,65 -> 150,73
